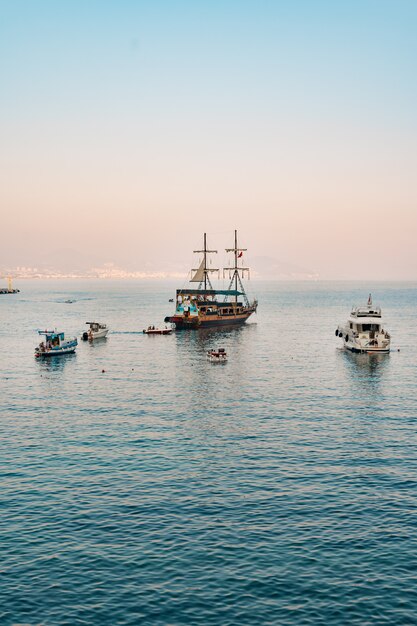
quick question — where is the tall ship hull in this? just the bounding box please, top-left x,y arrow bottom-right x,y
165,293 -> 257,329
165,231 -> 257,330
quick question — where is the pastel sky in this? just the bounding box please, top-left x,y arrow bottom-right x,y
1,0 -> 416,279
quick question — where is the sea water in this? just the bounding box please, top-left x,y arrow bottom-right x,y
1,280 -> 417,625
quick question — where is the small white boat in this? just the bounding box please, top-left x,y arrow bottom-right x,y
207,348 -> 228,363
143,325 -> 173,335
336,294 -> 391,354
82,322 -> 109,341
35,330 -> 78,357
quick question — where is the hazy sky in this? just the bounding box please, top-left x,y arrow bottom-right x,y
1,0 -> 416,279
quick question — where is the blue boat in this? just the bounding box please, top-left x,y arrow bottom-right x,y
35,330 -> 78,358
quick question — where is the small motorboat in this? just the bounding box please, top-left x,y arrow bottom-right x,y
82,322 -> 109,341
64,299 -> 76,304
143,325 -> 173,335
335,294 -> 391,354
35,330 -> 78,357
207,348 -> 228,363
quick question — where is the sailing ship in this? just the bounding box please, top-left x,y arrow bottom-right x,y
164,230 -> 257,329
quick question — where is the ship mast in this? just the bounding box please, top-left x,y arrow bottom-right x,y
192,233 -> 218,290
225,229 -> 250,306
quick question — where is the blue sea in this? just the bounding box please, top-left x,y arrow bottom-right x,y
1,280 -> 417,625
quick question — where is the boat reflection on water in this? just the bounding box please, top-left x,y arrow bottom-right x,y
36,351 -> 76,374
339,348 -> 390,393
173,323 -> 257,439
174,324 -> 257,405
85,336 -> 110,352
346,350 -> 389,371
175,322 -> 256,356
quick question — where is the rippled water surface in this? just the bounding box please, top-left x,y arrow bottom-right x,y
1,280 -> 417,625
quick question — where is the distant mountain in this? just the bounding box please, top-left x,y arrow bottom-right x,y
251,256 -> 319,280
36,248 -> 102,272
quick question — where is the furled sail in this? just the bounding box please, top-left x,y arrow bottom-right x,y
190,258 -> 205,282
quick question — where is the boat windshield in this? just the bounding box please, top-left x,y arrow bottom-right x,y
357,323 -> 381,332
351,306 -> 381,317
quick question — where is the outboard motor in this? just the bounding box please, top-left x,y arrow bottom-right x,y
82,331 -> 89,341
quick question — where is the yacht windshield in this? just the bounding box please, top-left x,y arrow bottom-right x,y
358,323 -> 380,332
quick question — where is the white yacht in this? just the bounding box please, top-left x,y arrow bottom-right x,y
336,295 -> 391,354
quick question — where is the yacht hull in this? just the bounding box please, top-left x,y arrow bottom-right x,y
345,345 -> 390,354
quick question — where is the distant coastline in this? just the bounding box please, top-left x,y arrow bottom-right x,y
1,264 -> 319,281
1,269 -> 186,280
2,272 -> 320,281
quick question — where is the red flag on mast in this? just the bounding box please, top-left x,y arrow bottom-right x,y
238,251 -> 243,258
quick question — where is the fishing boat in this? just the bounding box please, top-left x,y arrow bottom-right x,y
35,330 -> 78,357
143,326 -> 173,335
207,348 -> 228,363
335,294 -> 391,354
82,322 -> 109,341
165,230 -> 257,329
